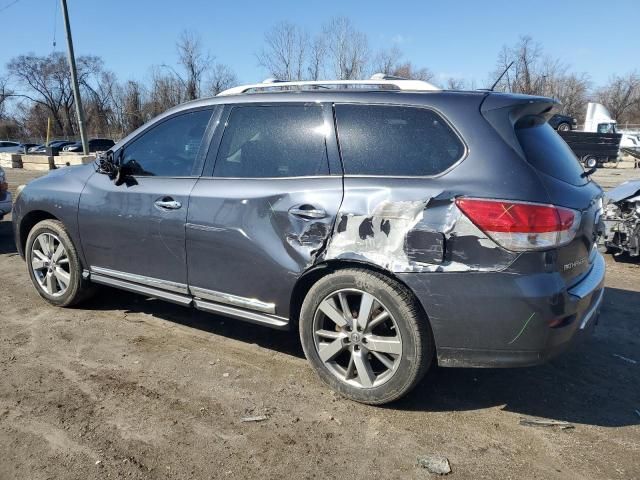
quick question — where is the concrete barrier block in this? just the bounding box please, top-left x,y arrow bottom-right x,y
0,153 -> 22,168
22,155 -> 54,170
21,154 -> 53,165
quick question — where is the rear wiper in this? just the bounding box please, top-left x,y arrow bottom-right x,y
581,167 -> 597,178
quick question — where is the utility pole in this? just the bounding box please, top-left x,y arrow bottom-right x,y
60,0 -> 88,155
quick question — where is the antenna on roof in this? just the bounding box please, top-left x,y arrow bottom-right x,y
489,61 -> 514,92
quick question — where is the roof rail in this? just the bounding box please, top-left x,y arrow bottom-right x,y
217,74 -> 440,96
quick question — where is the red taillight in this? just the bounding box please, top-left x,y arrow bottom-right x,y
455,198 -> 581,251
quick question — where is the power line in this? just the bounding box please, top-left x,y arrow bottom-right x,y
0,0 -> 21,13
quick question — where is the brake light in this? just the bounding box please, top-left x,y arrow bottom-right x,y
455,198 -> 581,251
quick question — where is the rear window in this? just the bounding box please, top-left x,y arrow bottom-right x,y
335,104 -> 465,176
516,121 -> 587,186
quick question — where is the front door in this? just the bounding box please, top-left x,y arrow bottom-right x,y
78,108 -> 214,288
186,103 -> 343,317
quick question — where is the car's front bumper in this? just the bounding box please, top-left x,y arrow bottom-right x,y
0,192 -> 12,220
398,253 -> 606,368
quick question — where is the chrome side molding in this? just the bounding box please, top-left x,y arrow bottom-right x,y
90,272 -> 193,306
86,267 -> 288,329
193,299 -> 288,329
90,266 -> 189,295
190,286 -> 276,314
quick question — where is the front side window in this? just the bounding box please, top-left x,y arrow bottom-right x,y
214,105 -> 329,178
121,109 -> 212,177
335,104 -> 465,176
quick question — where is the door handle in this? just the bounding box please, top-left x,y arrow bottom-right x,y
289,205 -> 327,219
155,198 -> 182,210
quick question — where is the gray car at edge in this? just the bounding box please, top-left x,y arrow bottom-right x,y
12,81 -> 606,404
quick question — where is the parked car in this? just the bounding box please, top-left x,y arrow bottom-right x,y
0,166 -> 12,220
0,141 -> 22,153
29,140 -> 75,154
548,113 -> 577,131
12,77 -> 606,404
62,138 -> 115,153
17,143 -> 39,154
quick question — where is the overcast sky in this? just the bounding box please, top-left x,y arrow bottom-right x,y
1,0 -> 638,88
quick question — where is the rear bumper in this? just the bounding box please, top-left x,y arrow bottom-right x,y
398,253 -> 606,368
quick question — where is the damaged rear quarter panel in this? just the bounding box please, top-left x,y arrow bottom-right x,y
320,178 -> 519,273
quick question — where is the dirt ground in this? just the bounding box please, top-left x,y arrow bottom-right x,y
1,163 -> 639,480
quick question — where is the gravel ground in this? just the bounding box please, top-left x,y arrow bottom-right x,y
1,163 -> 639,479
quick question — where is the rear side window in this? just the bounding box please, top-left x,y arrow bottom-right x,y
214,105 -> 329,178
335,104 -> 465,176
516,121 -> 587,186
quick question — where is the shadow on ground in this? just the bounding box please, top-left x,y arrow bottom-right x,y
0,220 -> 17,255
79,281 -> 640,429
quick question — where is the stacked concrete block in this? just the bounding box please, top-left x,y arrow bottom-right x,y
0,153 -> 23,169
21,154 -> 54,171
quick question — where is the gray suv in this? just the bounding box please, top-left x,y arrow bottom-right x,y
12,78 -> 606,404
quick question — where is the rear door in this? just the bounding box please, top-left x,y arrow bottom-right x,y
78,107 -> 215,288
186,103 -> 343,318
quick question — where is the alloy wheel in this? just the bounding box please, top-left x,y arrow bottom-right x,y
30,232 -> 71,297
312,288 -> 403,388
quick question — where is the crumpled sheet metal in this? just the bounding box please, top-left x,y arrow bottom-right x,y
322,197 -> 517,273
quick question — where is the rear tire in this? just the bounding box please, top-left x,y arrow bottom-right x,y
299,268 -> 434,404
25,219 -> 93,307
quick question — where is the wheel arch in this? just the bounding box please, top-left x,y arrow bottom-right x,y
289,259 -> 429,330
18,210 -> 61,257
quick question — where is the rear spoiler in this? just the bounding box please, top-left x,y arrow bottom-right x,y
480,93 -> 560,159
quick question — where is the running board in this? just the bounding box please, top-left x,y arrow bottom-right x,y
86,271 -> 290,329
90,273 -> 193,306
193,299 -> 289,330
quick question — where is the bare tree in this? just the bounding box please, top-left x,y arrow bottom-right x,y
445,77 -> 466,90
111,79 -> 145,136
0,76 -> 12,119
176,30 -> 212,100
323,17 -> 369,79
392,62 -> 434,82
547,72 -> 590,120
490,36 -> 591,120
257,21 -> 308,81
491,36 -> 545,94
147,67 -> 184,117
7,52 -> 103,136
372,46 -> 403,76
206,63 -> 238,95
307,35 -> 327,80
596,72 -> 640,122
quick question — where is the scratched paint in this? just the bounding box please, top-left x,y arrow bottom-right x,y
319,197 -> 518,273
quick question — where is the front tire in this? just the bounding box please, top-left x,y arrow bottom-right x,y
25,219 -> 93,307
557,122 -> 571,132
299,268 -> 434,404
